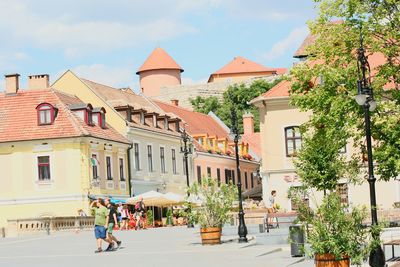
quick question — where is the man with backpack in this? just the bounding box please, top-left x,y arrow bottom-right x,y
135,196 -> 146,230
104,197 -> 122,250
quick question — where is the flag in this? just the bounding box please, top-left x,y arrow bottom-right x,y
90,157 -> 99,166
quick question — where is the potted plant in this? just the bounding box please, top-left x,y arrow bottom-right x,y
166,208 -> 173,226
146,210 -> 154,227
294,193 -> 372,266
187,177 -> 237,245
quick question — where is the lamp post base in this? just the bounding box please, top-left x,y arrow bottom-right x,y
238,236 -> 248,243
369,245 -> 385,267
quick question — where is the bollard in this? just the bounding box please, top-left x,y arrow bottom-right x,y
259,223 -> 265,233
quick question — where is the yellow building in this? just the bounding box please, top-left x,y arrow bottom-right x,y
251,35 -> 399,211
52,70 -> 190,196
0,74 -> 130,227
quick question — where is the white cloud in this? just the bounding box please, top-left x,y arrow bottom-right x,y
71,64 -> 138,90
262,26 -> 309,61
0,1 -> 196,57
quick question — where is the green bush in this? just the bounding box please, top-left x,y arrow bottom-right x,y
146,209 -> 153,225
166,208 -> 173,226
187,177 -> 237,228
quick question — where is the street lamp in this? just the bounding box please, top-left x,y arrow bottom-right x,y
354,29 -> 385,267
180,127 -> 194,228
230,103 -> 248,243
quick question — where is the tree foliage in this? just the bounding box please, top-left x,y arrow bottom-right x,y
291,0 -> 400,186
190,79 -> 282,133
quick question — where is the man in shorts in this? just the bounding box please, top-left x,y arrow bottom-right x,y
90,198 -> 114,253
104,198 -> 121,250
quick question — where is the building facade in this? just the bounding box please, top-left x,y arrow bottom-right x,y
0,74 -> 130,227
52,70 -> 192,196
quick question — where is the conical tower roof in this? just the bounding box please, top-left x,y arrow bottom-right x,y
136,47 -> 184,74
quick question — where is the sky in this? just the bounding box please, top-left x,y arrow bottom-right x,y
0,0 -> 318,91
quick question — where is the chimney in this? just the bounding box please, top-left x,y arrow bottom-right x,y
243,112 -> 254,135
171,99 -> 179,106
28,74 -> 49,89
5,73 -> 20,94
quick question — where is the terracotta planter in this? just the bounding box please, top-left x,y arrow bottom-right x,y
200,227 -> 221,245
315,254 -> 350,267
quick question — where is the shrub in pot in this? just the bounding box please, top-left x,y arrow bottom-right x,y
146,210 -> 154,227
294,193 -> 376,266
187,177 -> 237,245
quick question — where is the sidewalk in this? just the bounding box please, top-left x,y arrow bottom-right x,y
0,226 -> 399,267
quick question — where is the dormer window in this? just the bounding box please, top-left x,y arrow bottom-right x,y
164,118 -> 169,130
92,107 -> 106,129
36,103 -> 56,125
140,111 -> 145,124
69,103 -> 93,126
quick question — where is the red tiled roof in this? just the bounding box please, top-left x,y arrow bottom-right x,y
261,80 -> 291,99
136,47 -> 183,74
293,34 -> 316,58
211,56 -> 276,76
241,132 -> 261,158
0,89 -> 130,144
154,101 -> 229,138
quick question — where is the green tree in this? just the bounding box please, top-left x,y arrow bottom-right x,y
290,0 -> 400,186
191,79 -> 282,133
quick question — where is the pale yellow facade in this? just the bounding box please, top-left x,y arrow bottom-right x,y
254,96 -> 399,211
52,71 -> 190,196
0,137 -> 129,228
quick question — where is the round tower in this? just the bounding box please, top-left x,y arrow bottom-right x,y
136,47 -> 183,97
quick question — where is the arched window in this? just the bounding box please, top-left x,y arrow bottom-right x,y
36,103 -> 56,125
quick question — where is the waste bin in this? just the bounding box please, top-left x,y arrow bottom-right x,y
289,225 -> 304,257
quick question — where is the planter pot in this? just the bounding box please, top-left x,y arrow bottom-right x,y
315,254 -> 350,267
200,227 -> 221,245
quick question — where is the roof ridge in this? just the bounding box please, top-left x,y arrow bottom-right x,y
154,100 -> 210,117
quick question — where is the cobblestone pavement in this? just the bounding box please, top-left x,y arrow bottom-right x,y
0,226 -> 398,267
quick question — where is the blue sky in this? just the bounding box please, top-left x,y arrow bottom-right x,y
0,0 -> 318,91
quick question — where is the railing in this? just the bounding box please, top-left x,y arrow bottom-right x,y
6,216 -> 95,237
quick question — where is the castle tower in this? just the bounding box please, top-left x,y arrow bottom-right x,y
136,47 -> 183,97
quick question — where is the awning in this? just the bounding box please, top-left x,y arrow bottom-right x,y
88,195 -> 127,204
242,184 -> 263,199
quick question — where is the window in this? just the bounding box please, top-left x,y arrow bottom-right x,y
91,154 -> 98,179
119,158 -> 125,181
225,169 -> 230,184
106,156 -> 112,180
147,145 -> 153,172
134,143 -> 140,171
197,166 -> 202,183
244,172 -> 248,189
87,109 -> 93,125
164,118 -> 169,130
38,156 -> 50,180
285,126 -> 302,157
160,147 -> 166,173
37,103 -> 56,125
251,172 -> 254,188
217,168 -> 221,185
207,167 -> 211,177
337,183 -> 349,205
172,149 -> 177,174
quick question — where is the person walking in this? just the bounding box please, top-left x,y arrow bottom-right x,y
90,198 -> 114,253
135,196 -> 146,230
120,204 -> 130,230
104,198 -> 122,250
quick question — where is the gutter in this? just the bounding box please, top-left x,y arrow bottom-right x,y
127,143 -> 133,197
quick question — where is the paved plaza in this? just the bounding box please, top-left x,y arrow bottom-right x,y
1,227 -> 400,267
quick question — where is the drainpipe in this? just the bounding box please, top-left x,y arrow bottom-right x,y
127,143 -> 133,197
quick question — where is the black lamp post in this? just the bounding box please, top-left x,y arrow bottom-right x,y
180,127 -> 194,228
230,104 -> 248,243
354,29 -> 385,267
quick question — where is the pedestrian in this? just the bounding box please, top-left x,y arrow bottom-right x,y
90,198 -> 114,253
117,202 -> 123,226
104,198 -> 122,250
120,204 -> 130,230
135,196 -> 146,230
266,190 -> 277,226
78,209 -> 87,217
